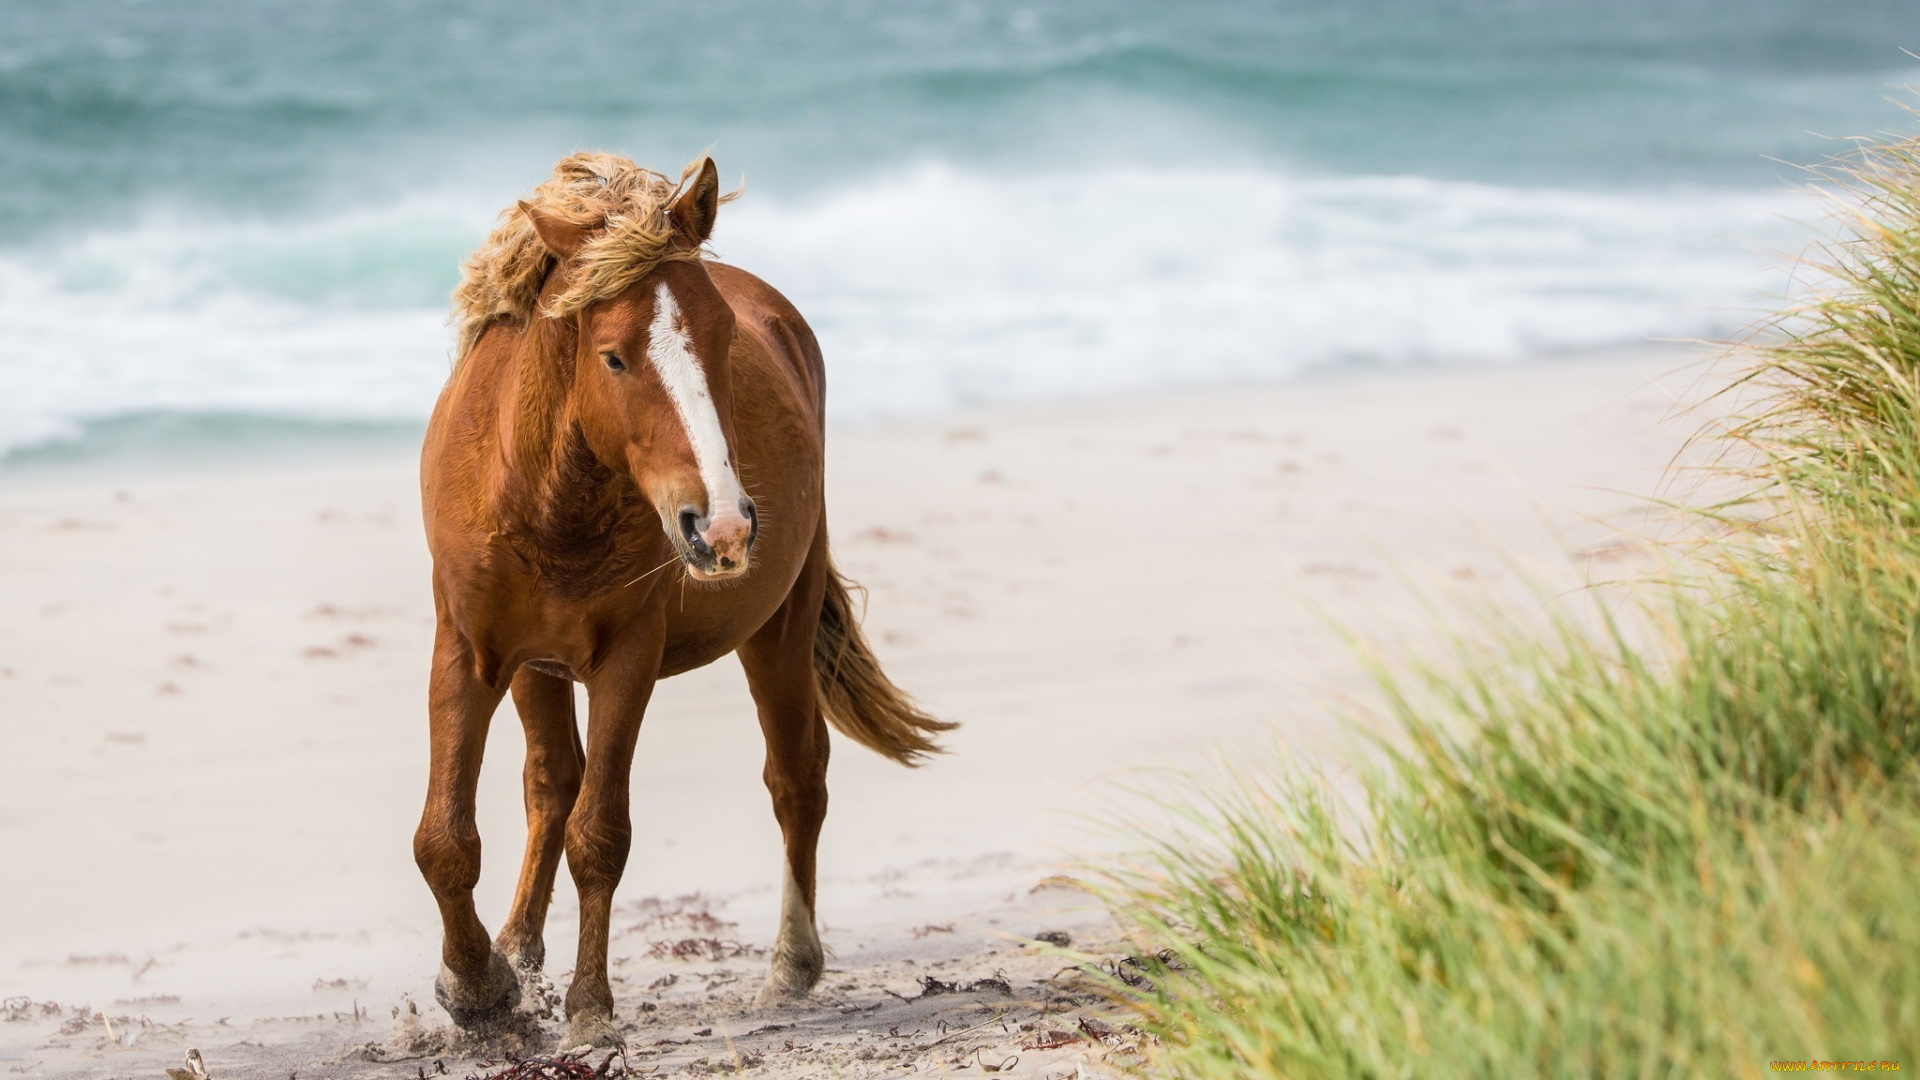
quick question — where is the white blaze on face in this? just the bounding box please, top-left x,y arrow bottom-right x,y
645,282 -> 746,523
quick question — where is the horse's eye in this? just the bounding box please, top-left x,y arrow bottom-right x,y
602,352 -> 626,373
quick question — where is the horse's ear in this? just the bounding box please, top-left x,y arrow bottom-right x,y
519,200 -> 589,259
669,158 -> 721,248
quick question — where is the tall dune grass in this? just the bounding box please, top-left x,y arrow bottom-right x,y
1108,134 -> 1920,1076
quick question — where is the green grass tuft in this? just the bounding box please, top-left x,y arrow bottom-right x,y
1106,132 -> 1920,1076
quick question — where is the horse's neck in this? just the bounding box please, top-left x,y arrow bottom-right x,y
491,317 -> 636,547
479,324 -> 650,593
502,315 -> 575,479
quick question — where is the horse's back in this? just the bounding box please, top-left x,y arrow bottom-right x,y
708,262 -> 827,427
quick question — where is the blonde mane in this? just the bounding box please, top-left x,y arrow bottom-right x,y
451,152 -> 735,362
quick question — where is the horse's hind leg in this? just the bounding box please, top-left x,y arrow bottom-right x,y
495,666 -> 584,986
414,624 -> 519,1029
738,551 -> 831,1005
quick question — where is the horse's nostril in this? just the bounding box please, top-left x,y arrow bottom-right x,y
740,498 -> 758,545
678,507 -> 711,555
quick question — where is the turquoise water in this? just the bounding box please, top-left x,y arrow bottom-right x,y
0,0 -> 1915,454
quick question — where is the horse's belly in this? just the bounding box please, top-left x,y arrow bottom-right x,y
657,635 -> 742,679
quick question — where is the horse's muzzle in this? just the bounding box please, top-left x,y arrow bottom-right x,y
677,498 -> 756,579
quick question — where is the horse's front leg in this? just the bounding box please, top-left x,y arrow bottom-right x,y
495,666 -> 584,985
563,636 -> 664,1048
414,624 -> 517,1029
738,555 -> 831,1005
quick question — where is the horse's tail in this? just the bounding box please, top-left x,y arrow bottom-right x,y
813,556 -> 955,766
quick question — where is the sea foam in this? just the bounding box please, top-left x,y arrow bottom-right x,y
0,162 -> 1809,458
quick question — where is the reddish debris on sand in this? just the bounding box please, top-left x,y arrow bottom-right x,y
1022,1029 -> 1082,1050
465,1049 -> 634,1080
646,937 -> 761,961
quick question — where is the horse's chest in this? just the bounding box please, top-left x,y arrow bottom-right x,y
439,525 -> 650,629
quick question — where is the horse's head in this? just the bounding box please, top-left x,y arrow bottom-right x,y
520,160 -> 756,582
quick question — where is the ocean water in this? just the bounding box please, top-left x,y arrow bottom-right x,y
0,0 -> 1914,456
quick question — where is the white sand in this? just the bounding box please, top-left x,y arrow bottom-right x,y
0,351 -> 1712,1075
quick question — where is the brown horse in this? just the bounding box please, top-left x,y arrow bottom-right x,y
415,153 -> 951,1046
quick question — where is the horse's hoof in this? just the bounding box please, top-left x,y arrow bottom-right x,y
503,945 -> 549,980
754,951 -> 824,1007
564,1011 -> 622,1049
753,979 -> 808,1007
435,949 -> 520,1029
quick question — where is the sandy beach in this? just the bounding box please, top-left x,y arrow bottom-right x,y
0,350 -> 1709,1077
